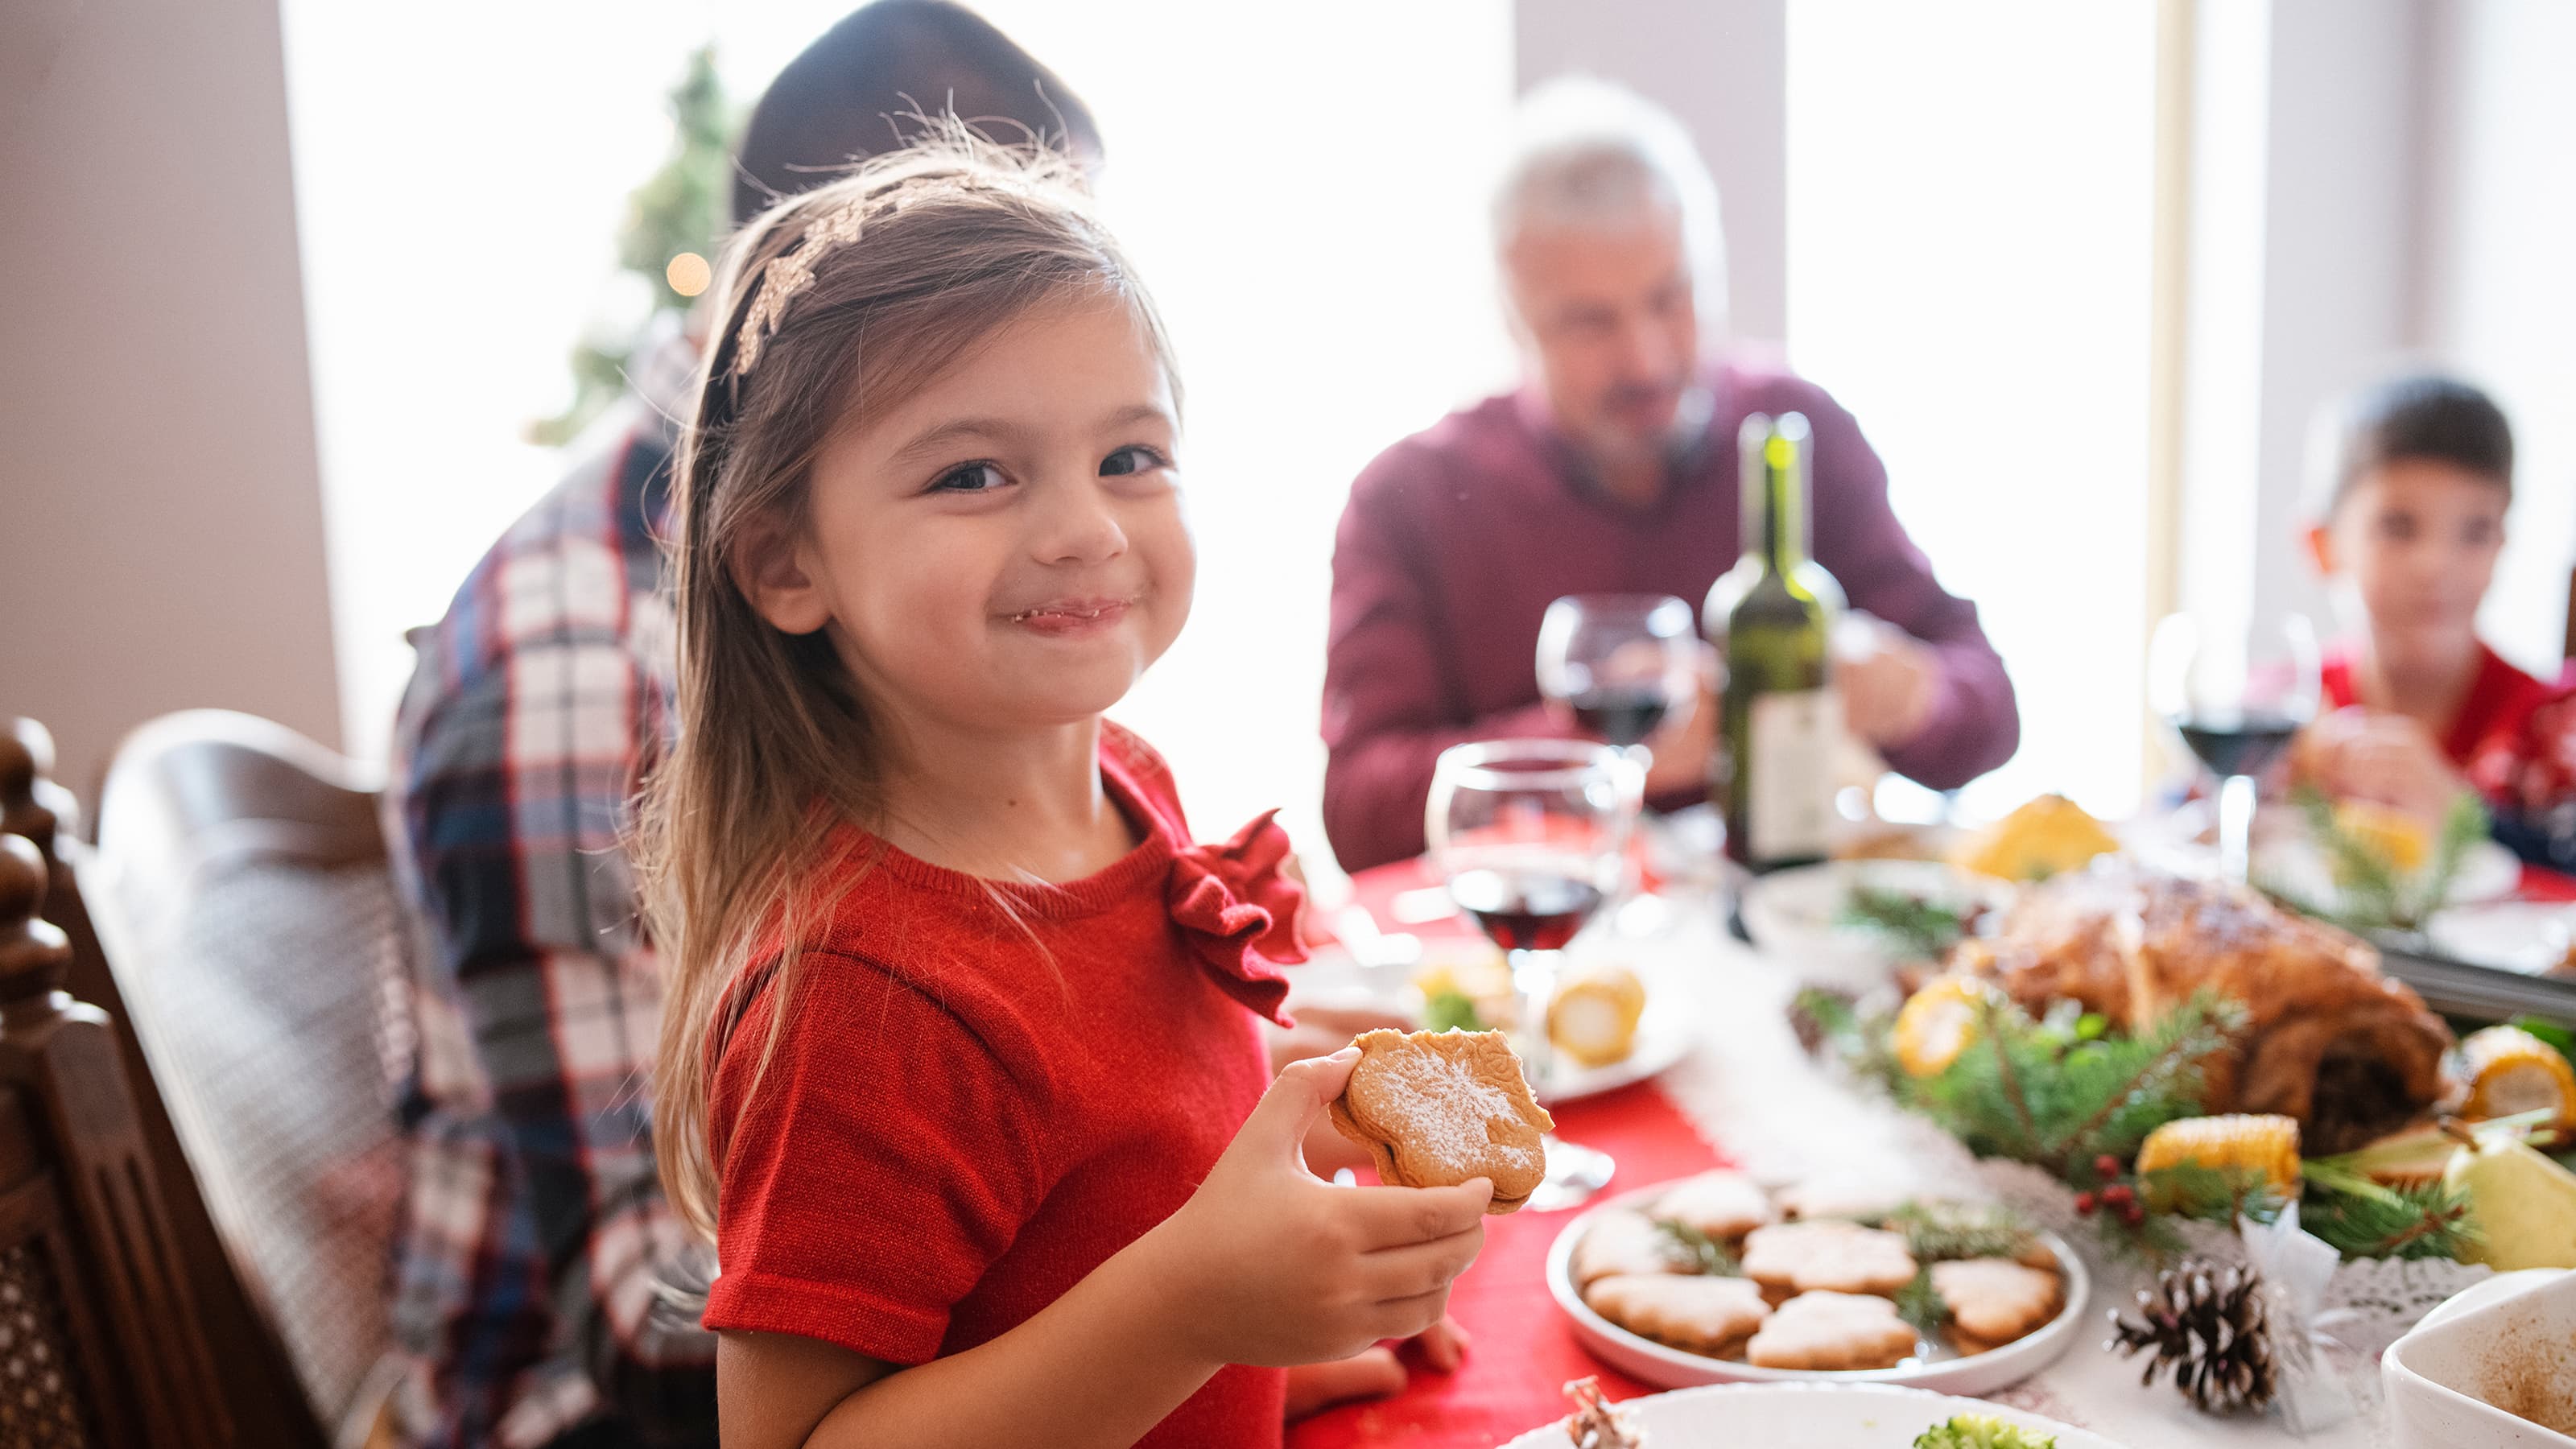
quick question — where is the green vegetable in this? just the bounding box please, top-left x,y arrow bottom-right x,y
1422,989 -> 1483,1034
1912,1413 -> 2057,1449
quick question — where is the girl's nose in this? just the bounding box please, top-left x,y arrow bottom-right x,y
1034,475 -> 1129,566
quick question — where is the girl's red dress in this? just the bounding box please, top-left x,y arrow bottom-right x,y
702,724 -> 1303,1447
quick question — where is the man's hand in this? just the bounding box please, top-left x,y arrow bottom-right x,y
1642,683 -> 1717,799
1835,616 -> 1940,749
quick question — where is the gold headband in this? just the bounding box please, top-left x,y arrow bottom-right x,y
729,198 -> 869,378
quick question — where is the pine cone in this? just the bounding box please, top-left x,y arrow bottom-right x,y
2105,1258 -> 2277,1414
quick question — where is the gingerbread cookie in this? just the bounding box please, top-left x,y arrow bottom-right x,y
1775,1174 -> 1912,1223
1583,1273 -> 1772,1356
1328,1028 -> 1553,1212
1743,1290 -> 1921,1371
1930,1257 -> 2063,1351
1740,1220 -> 1918,1301
1652,1169 -> 1776,1241
1571,1209 -> 1687,1287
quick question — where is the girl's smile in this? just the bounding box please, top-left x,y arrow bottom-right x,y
1005,594 -> 1137,636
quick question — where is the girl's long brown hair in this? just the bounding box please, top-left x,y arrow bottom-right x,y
634,134 -> 1175,1241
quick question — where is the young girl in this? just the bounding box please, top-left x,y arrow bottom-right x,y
2294,373 -> 2552,827
636,141 -> 1490,1449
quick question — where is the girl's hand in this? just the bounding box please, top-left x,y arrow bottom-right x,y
1281,1315 -> 1472,1421
1140,1048 -> 1492,1369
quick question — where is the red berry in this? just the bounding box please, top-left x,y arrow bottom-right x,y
2073,1191 -> 2097,1216
2102,1184 -> 2136,1208
2118,1202 -> 2146,1226
2095,1154 -> 2124,1179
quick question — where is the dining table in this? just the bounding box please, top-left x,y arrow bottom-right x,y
1282,845 -> 2576,1449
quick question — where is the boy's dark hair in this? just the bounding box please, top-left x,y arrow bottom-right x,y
733,1 -> 1102,225
2314,372 -> 2515,516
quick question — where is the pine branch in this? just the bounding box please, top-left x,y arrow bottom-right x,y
1871,1200 -> 2041,1263
1653,1219 -> 1742,1277
2301,1179 -> 2479,1261
1893,1268 -> 1947,1340
1983,998 -> 2044,1157
1834,887 -> 1967,960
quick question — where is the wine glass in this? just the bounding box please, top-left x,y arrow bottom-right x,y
1536,593 -> 1701,774
2149,612 -> 2322,881
1426,738 -> 1644,1210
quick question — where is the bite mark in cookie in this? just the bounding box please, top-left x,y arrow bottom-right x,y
1327,1028 -> 1553,1212
1930,1257 -> 2063,1349
1743,1290 -> 1921,1370
1651,1169 -> 1776,1241
1740,1220 -> 1919,1300
1583,1274 -> 1771,1356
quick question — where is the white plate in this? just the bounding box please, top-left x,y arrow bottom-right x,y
2256,834 -> 2521,909
1275,945 -> 1698,1105
1499,1381 -> 2124,1449
1546,1184 -> 2089,1397
1738,861 -> 2012,993
2425,902 -> 2576,975
1543,990 -> 1696,1104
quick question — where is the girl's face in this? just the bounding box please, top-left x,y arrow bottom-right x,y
2308,458 -> 2508,671
752,297 -> 1192,740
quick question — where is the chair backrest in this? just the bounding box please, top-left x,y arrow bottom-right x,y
85,712 -> 411,1447
0,738 -> 238,1448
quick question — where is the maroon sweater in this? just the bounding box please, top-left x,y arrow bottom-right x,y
1321,361 -> 2020,872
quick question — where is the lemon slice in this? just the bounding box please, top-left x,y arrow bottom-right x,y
1894,976 -> 1995,1077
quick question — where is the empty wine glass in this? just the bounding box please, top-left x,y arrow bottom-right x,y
2149,612 -> 2322,881
1536,593 -> 1701,774
1426,738 -> 1643,1210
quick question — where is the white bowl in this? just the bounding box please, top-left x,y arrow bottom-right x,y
1545,1183 -> 2089,1397
1737,860 -> 2010,993
1497,1381 -> 2123,1449
2384,1266 -> 2576,1447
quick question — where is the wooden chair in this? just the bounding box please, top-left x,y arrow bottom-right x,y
4,713 -> 407,1448
0,757 -> 233,1446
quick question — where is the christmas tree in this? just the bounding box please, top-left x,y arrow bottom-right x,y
531,43 -> 735,446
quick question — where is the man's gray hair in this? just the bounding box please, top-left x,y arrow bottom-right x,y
1492,76 -> 1728,316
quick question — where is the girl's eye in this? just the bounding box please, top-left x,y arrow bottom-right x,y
931,462 -> 1008,494
1100,445 -> 1170,477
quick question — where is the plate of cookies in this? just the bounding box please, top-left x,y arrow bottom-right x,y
1546,1172 -> 2088,1396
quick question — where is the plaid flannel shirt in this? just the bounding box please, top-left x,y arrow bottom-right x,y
385,365 -> 716,1448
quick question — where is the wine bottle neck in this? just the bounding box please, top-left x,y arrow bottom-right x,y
1739,412 -> 1811,572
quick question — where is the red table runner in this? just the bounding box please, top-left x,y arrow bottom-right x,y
1286,1080 -> 1723,1449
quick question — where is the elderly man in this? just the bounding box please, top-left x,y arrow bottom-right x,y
1321,79 -> 2019,872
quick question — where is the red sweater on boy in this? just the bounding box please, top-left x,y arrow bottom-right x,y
2320,641 -> 2553,768
703,725 -> 1303,1447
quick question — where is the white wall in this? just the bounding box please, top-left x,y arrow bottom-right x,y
0,0 -> 342,799
2419,0 -> 2576,675
1515,0 -> 1789,345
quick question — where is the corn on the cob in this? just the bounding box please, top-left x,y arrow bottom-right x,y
1893,976 -> 1998,1078
1948,794 -> 2120,882
2330,799 -> 2432,879
2136,1113 -> 2303,1199
2459,1026 -> 2576,1133
1548,965 -> 1646,1068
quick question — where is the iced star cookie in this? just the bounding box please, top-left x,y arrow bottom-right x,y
1743,1290 -> 1920,1370
1651,1169 -> 1776,1241
1583,1273 -> 1772,1356
1740,1220 -> 1918,1301
1930,1257 -> 2063,1351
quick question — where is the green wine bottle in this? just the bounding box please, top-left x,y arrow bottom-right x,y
1706,411 -> 1845,870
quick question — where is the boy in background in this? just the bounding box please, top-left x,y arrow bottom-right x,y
2293,373 -> 2553,831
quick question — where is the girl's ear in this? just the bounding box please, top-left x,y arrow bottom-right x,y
729,512 -> 833,635
2302,520 -> 2337,578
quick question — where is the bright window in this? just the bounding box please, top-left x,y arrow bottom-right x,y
281,2 -> 1516,869
1785,0 -> 2158,819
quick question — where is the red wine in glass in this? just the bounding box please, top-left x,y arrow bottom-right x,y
2174,712 -> 2302,779
1444,866 -> 1608,952
1567,684 -> 1674,749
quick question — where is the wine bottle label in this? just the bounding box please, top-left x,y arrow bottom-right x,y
1747,687 -> 1839,861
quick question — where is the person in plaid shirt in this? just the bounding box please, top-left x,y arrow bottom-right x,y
384,9 -> 1102,1444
